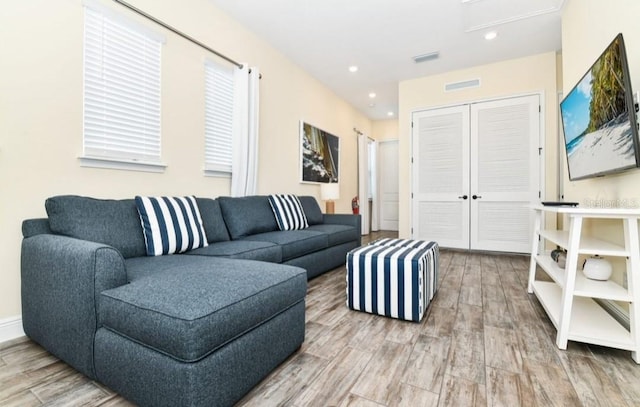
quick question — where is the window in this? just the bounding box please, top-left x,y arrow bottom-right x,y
204,61 -> 235,175
81,3 -> 165,172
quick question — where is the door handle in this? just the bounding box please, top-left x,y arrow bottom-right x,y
472,195 -> 482,200
458,195 -> 468,200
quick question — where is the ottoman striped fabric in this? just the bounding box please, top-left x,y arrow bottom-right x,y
346,239 -> 439,322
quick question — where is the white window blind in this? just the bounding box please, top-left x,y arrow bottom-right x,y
204,61 -> 235,174
83,5 -> 163,166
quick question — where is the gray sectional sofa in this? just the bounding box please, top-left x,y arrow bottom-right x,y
20,194 -> 360,406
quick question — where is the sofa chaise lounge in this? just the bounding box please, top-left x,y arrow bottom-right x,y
20,194 -> 361,406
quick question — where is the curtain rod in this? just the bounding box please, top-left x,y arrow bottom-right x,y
112,0 -> 243,69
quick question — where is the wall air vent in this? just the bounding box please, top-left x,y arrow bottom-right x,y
413,51 -> 440,63
444,78 -> 481,92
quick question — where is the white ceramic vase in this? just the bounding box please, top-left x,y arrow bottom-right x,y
582,256 -> 612,281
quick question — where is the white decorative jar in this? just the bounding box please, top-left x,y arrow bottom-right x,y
582,256 -> 612,281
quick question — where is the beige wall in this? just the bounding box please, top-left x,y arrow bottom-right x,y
561,0 -> 640,210
398,52 -> 559,237
372,119 -> 399,142
0,0 -> 370,320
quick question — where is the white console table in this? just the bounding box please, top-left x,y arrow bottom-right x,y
528,205 -> 640,363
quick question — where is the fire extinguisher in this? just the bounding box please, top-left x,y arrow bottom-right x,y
351,196 -> 360,215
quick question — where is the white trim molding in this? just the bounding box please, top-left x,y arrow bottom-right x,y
0,316 -> 25,344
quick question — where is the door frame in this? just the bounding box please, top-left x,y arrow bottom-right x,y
410,91 -> 546,251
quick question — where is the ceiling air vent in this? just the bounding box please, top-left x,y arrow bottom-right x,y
444,78 -> 480,92
413,51 -> 440,63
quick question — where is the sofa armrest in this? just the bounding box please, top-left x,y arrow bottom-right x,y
21,234 -> 127,379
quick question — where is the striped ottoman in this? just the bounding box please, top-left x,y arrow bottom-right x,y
346,238 -> 439,322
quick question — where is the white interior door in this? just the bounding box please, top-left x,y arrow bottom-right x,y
469,95 -> 540,252
412,106 -> 470,249
378,140 -> 399,231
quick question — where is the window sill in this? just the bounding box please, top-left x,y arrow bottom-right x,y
203,169 -> 231,178
79,156 -> 167,173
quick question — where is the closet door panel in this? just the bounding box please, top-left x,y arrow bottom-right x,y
470,95 -> 540,252
412,106 -> 469,249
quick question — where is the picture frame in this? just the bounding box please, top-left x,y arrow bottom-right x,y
300,121 -> 340,184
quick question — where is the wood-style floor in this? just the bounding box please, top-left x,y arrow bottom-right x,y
2,231 -> 640,406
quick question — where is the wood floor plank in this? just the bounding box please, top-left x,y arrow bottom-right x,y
238,352 -> 329,406
292,346 -> 373,407
0,389 -> 41,407
459,284 -> 483,307
523,358 -> 582,406
453,303 -> 484,333
421,306 -> 457,338
431,286 -> 460,310
351,340 -> 413,405
446,329 -> 485,384
513,321 -> 561,365
438,375 -> 486,407
401,334 -> 450,393
483,299 -> 514,329
486,367 -> 536,407
339,394 -> 386,407
392,383 -> 439,407
484,326 -> 523,374
558,352 -> 630,407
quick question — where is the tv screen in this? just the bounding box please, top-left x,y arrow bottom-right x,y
560,33 -> 640,181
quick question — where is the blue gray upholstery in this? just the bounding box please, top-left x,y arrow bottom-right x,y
185,240 -> 282,262
45,195 -> 146,258
100,257 -> 306,362
243,230 -> 328,261
195,197 -> 230,243
21,194 -> 360,407
218,195 -> 279,239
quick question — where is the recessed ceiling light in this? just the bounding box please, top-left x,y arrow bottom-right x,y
369,92 -> 376,98
387,111 -> 394,117
349,65 -> 358,73
484,31 -> 498,40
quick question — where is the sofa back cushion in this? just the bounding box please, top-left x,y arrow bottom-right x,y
298,196 -> 324,225
218,196 -> 279,239
196,198 -> 230,243
45,195 -> 147,258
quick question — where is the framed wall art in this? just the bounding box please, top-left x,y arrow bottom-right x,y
300,121 -> 340,183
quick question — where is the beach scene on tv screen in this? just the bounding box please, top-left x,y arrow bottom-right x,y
561,37 -> 635,180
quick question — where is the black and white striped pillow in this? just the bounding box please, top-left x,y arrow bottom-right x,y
268,194 -> 309,231
135,196 -> 208,256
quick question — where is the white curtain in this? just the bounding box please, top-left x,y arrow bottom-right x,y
231,65 -> 260,197
357,134 -> 370,235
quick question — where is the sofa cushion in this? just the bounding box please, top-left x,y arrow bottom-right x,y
218,196 -> 279,239
196,198 -> 230,243
135,196 -> 208,256
298,196 -> 324,225
186,240 -> 282,263
243,230 -> 328,262
268,194 -> 309,231
45,195 -> 146,259
306,224 -> 359,246
99,257 -> 307,362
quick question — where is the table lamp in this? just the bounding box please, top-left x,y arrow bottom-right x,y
320,183 -> 340,214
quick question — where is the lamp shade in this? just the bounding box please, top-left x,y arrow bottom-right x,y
320,183 -> 340,201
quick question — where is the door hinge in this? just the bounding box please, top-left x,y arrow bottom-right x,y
411,121 -> 414,128
539,191 -> 541,198
411,193 -> 414,198
538,147 -> 542,155
411,157 -> 414,164
539,105 -> 541,113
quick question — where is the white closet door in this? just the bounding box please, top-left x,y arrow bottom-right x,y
378,140 -> 399,231
470,95 -> 540,253
412,105 -> 470,249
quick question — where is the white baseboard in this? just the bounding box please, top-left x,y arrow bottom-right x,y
0,316 -> 25,343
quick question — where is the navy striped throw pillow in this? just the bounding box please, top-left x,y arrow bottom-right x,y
135,196 -> 209,256
268,194 -> 309,231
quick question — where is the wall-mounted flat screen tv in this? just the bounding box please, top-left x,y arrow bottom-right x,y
560,33 -> 640,181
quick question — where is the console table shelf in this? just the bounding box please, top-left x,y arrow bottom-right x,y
528,205 -> 640,363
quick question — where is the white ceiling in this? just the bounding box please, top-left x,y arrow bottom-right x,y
209,0 -> 564,120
